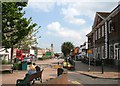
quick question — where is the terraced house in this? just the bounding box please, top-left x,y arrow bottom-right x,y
86,3 -> 120,66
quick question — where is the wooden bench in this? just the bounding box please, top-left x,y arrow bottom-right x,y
16,69 -> 44,86
1,64 -> 13,73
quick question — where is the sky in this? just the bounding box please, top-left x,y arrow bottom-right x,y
23,0 -> 119,53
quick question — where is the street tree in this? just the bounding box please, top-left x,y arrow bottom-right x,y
2,2 -> 39,61
15,26 -> 41,50
61,42 -> 74,59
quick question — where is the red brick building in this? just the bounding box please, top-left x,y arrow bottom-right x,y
86,3 -> 120,66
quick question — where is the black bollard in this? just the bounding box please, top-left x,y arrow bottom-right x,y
101,59 -> 104,74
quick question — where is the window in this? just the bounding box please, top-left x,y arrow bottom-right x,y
98,28 -> 100,39
93,33 -> 95,42
114,43 -> 119,60
109,45 -> 114,59
97,47 -> 101,59
118,49 -> 120,60
96,30 -> 97,40
102,25 -> 104,37
108,20 -> 114,33
101,46 -> 105,59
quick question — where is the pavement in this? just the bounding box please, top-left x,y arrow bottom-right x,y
2,59 -> 64,85
74,61 -> 120,79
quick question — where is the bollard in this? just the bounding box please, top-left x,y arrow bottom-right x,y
57,68 -> 63,76
101,59 -> 104,74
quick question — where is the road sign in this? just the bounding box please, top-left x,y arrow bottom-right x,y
87,50 -> 93,54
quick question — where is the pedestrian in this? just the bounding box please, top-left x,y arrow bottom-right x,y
27,63 -> 36,84
33,63 -> 42,80
28,63 -> 36,75
33,63 -> 41,72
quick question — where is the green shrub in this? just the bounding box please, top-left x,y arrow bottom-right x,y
2,59 -> 7,64
13,63 -> 21,70
2,59 -> 12,64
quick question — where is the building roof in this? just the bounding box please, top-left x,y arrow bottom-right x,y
86,3 -> 119,37
97,12 -> 110,19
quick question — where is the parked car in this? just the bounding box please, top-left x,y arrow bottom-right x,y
63,61 -> 75,71
75,54 -> 83,61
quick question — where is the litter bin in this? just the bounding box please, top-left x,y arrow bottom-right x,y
14,58 -> 19,63
21,61 -> 27,70
57,68 -> 63,76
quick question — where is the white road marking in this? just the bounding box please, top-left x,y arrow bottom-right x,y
71,81 -> 81,84
68,79 -> 82,85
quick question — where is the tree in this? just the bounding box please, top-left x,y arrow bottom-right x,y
15,26 -> 41,50
61,42 -> 74,58
2,2 -> 39,61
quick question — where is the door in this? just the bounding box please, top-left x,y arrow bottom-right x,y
114,43 -> 119,60
114,48 -> 119,60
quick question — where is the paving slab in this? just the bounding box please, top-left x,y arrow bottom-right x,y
74,61 -> 120,79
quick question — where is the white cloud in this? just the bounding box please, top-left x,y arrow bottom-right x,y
27,1 -> 118,19
47,22 -> 81,39
61,2 -> 118,23
27,2 -> 55,12
46,22 -> 91,46
47,22 -> 61,31
62,7 -> 86,25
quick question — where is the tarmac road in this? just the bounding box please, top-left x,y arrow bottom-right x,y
68,71 -> 119,85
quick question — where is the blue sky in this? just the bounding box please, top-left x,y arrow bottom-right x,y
23,0 -> 119,53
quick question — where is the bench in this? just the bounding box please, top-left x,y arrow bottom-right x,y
1,64 -> 13,73
16,69 -> 44,86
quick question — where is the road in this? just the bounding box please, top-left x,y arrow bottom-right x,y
38,58 -> 119,85
68,71 -> 119,85
45,58 -> 119,85
2,58 -> 119,85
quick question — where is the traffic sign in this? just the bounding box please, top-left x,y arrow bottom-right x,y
87,50 -> 93,54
